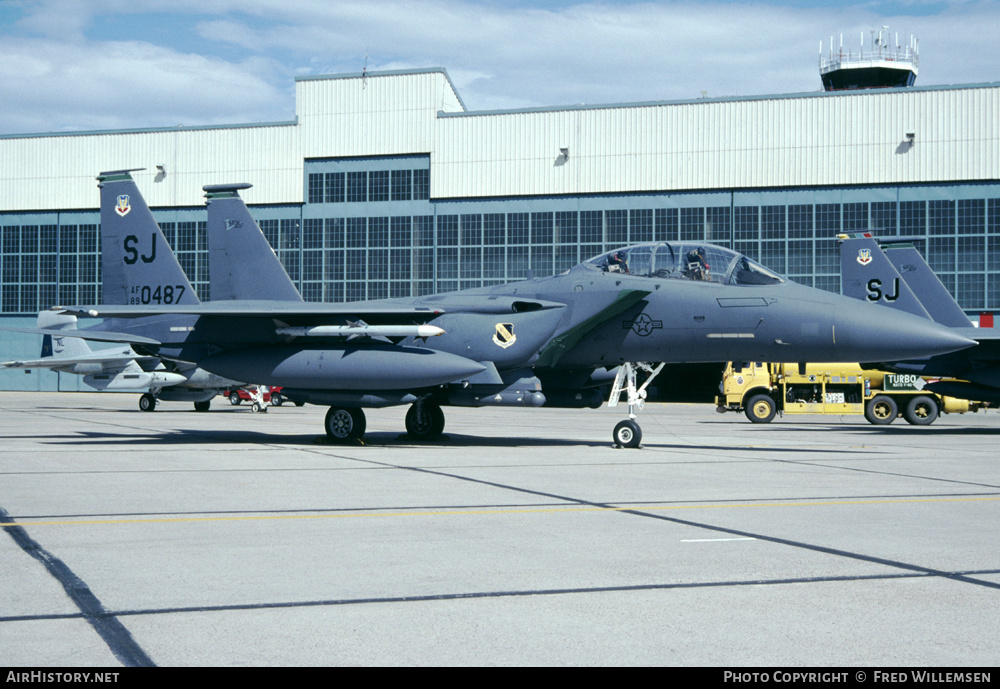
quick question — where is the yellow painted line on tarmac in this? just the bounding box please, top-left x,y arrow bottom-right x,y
2,495 -> 998,529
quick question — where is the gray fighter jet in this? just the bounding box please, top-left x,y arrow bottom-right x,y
840,232 -> 1000,407
48,174 -> 975,447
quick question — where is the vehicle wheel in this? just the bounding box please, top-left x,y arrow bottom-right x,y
865,395 -> 898,425
405,401 -> 445,440
251,402 -> 262,413
139,393 -> 156,412
612,419 -> 642,448
325,407 -> 366,442
904,395 -> 938,426
194,400 -> 210,412
229,392 -> 241,405
270,393 -> 283,407
745,394 -> 776,423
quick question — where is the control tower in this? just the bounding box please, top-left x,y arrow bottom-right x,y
819,27 -> 918,90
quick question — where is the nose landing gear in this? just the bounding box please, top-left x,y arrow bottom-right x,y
607,362 -> 665,448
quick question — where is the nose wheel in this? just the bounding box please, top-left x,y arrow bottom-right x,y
612,419 -> 642,448
607,362 -> 665,448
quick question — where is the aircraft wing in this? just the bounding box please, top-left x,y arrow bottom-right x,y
54,301 -> 446,320
54,295 -> 567,322
0,325 -> 162,345
1,349 -> 153,370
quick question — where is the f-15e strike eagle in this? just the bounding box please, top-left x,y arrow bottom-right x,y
10,171 -> 975,447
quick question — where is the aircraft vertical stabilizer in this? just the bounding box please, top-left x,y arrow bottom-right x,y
37,310 -> 91,360
204,183 -> 303,302
882,244 -> 973,327
839,234 -> 932,320
97,169 -> 199,306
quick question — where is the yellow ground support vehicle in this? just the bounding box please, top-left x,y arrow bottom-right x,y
715,362 -> 980,425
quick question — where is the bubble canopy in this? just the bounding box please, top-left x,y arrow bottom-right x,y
583,243 -> 784,286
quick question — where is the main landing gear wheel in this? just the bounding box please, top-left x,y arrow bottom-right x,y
405,401 -> 445,440
745,394 -> 776,424
865,395 -> 897,425
613,419 -> 642,448
139,393 -> 156,412
325,407 -> 366,443
904,395 -> 939,426
229,392 -> 242,405
194,400 -> 211,412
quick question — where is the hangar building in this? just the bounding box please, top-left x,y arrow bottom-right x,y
1,66 -> 999,391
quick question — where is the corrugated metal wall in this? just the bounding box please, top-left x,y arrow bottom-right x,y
433,85 -> 999,198
1,71 -> 997,211
0,125 -> 302,210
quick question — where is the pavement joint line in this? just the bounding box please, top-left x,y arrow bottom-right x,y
4,494 -> 998,528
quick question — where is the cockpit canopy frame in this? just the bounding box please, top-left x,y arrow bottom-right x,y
584,242 -> 784,286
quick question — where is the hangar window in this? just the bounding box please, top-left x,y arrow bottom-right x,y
325,217 -> 344,249
871,202 -> 896,235
788,205 -> 813,239
556,211 -> 578,244
325,173 -> 345,203
580,211 -> 602,243
484,214 -> 505,245
630,209 -> 652,243
370,171 -> 389,202
958,199 -> 984,235
308,173 -> 324,204
413,169 -> 429,199
655,208 -> 678,242
347,172 -> 367,203
391,216 -> 412,247
843,203 -> 868,232
392,170 -> 412,201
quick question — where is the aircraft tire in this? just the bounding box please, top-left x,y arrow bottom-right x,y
229,392 -> 241,405
194,400 -> 211,412
903,395 -> 938,426
325,407 -> 366,443
745,394 -> 776,423
405,402 -> 445,440
139,393 -> 156,412
865,395 -> 897,425
613,419 -> 642,448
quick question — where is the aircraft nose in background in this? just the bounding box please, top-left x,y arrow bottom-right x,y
833,307 -> 976,361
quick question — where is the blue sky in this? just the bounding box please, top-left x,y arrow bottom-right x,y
2,0 -> 998,135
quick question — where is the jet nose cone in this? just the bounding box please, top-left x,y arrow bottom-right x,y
835,307 -> 976,361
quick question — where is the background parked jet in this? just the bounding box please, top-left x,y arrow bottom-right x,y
0,310 -> 222,410
51,173 -> 975,446
839,233 -> 1000,405
1,170 -> 242,411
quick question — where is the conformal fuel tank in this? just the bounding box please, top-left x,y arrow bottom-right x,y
200,345 -> 486,390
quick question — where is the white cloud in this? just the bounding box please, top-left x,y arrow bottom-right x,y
0,36 -> 291,134
2,0 -> 998,133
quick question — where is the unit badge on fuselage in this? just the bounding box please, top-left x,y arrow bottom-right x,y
493,323 -> 516,348
115,195 -> 131,217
